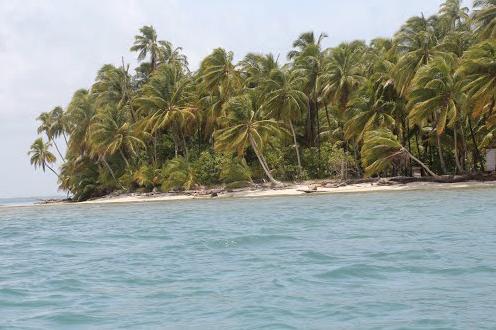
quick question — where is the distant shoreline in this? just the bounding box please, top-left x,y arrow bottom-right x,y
25,178 -> 496,207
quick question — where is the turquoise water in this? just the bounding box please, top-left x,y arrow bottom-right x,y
1,189 -> 496,329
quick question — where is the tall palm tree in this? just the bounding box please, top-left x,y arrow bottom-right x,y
473,0 -> 496,39
263,68 -> 307,172
409,55 -> 466,173
214,94 -> 284,186
28,138 -> 59,177
130,25 -> 161,71
288,31 -> 327,147
361,129 -> 437,177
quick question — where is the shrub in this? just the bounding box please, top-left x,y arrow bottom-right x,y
193,151 -> 221,185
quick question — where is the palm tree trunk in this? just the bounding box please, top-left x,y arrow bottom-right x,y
62,132 -> 69,147
468,117 -> 482,171
119,149 -> 130,168
453,127 -> 463,174
289,120 -> 302,174
324,105 -> 332,133
249,135 -> 282,186
404,148 -> 438,178
459,121 -> 468,171
101,158 -> 124,189
436,133 -> 447,174
45,163 -> 60,178
52,140 -> 65,161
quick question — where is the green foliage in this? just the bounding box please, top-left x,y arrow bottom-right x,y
161,157 -> 196,191
193,151 -> 221,186
31,3 -> 496,199
219,157 -> 252,188
303,144 -> 356,179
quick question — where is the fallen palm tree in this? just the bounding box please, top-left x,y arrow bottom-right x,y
361,129 -> 438,178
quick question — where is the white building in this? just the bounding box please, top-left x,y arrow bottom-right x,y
486,149 -> 496,172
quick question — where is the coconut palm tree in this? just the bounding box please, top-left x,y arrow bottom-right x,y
240,53 -> 279,88
36,110 -> 65,160
361,129 -> 437,177
130,25 -> 161,71
28,138 -> 59,177
393,15 -> 441,96
214,93 -> 284,186
89,105 -> 144,168
458,40 -> 496,121
134,64 -> 197,158
473,0 -> 496,39
157,40 -> 189,69
263,68 -> 307,172
409,55 -> 466,173
439,0 -> 470,32
320,42 -> 366,114
288,31 -> 327,147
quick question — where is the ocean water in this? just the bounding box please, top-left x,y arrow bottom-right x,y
1,188 -> 496,329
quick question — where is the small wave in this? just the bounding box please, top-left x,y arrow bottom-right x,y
315,264 -> 395,280
204,234 -> 298,249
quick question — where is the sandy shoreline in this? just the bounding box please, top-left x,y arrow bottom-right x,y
65,180 -> 496,205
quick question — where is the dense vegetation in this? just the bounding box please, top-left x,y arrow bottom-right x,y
29,0 -> 496,200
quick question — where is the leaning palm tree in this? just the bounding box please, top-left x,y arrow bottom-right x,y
214,94 -> 284,186
473,0 -> 496,40
36,110 -> 65,160
28,138 -> 59,177
361,129 -> 437,177
130,25 -> 161,71
263,68 -> 307,172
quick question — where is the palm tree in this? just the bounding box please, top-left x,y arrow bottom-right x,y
263,68 -> 307,172
28,138 -> 59,177
320,42 -> 366,114
36,110 -> 65,160
393,15 -> 441,96
240,53 -> 279,88
135,64 -> 197,159
439,0 -> 470,32
214,94 -> 284,186
288,31 -> 327,147
157,40 -> 189,69
458,40 -> 496,121
65,89 -> 96,156
89,105 -> 144,168
361,129 -> 437,177
130,25 -> 161,71
199,48 -> 242,134
409,55 -> 465,173
473,0 -> 496,39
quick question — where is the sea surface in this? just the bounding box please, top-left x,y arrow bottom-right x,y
1,188 -> 496,329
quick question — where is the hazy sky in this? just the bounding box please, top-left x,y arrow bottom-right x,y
0,0 -> 456,198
